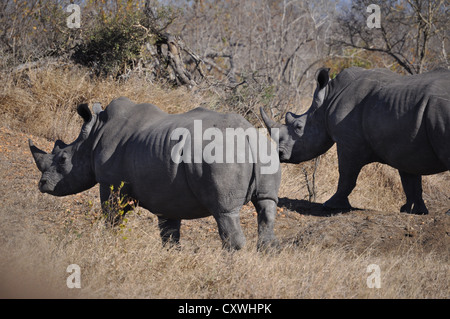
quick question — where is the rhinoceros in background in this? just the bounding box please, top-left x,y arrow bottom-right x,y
29,97 -> 281,250
261,67 -> 450,215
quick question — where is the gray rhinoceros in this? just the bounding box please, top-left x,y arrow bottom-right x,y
29,97 -> 281,250
261,67 -> 449,215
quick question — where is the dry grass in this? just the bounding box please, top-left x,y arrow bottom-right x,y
0,63 -> 203,142
0,65 -> 449,299
1,209 -> 448,299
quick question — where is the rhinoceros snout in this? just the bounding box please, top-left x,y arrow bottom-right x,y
38,178 -> 54,193
278,148 -> 289,162
38,179 -> 47,192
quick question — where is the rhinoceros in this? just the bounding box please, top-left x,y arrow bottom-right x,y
29,97 -> 281,250
261,67 -> 449,215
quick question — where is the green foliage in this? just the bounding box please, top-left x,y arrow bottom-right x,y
102,181 -> 136,230
72,14 -> 147,77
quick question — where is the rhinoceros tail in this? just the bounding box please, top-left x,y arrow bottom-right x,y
249,135 -> 260,199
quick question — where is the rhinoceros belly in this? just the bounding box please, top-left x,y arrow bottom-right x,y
127,155 -> 212,220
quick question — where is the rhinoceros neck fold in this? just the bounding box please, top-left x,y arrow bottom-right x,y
301,111 -> 334,162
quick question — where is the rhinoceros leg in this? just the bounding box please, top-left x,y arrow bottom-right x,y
213,209 -> 246,250
252,199 -> 279,251
399,171 -> 428,215
323,154 -> 363,210
158,217 -> 181,246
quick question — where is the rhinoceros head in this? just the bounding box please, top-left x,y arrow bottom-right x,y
260,68 -> 333,163
29,103 -> 102,196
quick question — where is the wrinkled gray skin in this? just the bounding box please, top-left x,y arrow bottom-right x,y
30,97 -> 281,250
261,67 -> 450,215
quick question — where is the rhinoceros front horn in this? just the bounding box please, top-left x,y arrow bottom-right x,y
29,139 -> 50,172
260,107 -> 278,130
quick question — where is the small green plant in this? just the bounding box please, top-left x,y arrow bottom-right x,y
102,181 -> 136,230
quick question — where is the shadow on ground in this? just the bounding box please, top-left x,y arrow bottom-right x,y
278,197 -> 361,217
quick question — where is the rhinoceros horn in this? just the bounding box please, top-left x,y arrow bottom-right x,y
29,139 -> 52,172
260,107 -> 280,130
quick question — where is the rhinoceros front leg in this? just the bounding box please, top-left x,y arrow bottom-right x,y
157,217 -> 181,247
213,209 -> 246,251
252,199 -> 279,251
323,153 -> 363,211
399,171 -> 428,215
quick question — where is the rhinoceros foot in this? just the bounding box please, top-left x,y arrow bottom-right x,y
257,236 -> 280,253
400,202 -> 429,215
323,195 -> 352,211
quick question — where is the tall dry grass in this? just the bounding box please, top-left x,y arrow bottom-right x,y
1,209 -> 448,299
0,63 -> 203,142
0,63 -> 448,299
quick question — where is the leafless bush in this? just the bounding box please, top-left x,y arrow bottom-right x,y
333,0 -> 449,74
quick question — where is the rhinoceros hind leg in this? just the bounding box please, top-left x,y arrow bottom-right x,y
399,171 -> 428,215
213,209 -> 246,251
158,217 -> 181,247
252,199 -> 279,251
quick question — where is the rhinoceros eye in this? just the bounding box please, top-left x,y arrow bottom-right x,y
59,154 -> 68,165
294,122 -> 303,134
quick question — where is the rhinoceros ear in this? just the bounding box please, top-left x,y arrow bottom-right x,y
316,68 -> 330,90
77,103 -> 92,123
285,112 -> 296,125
